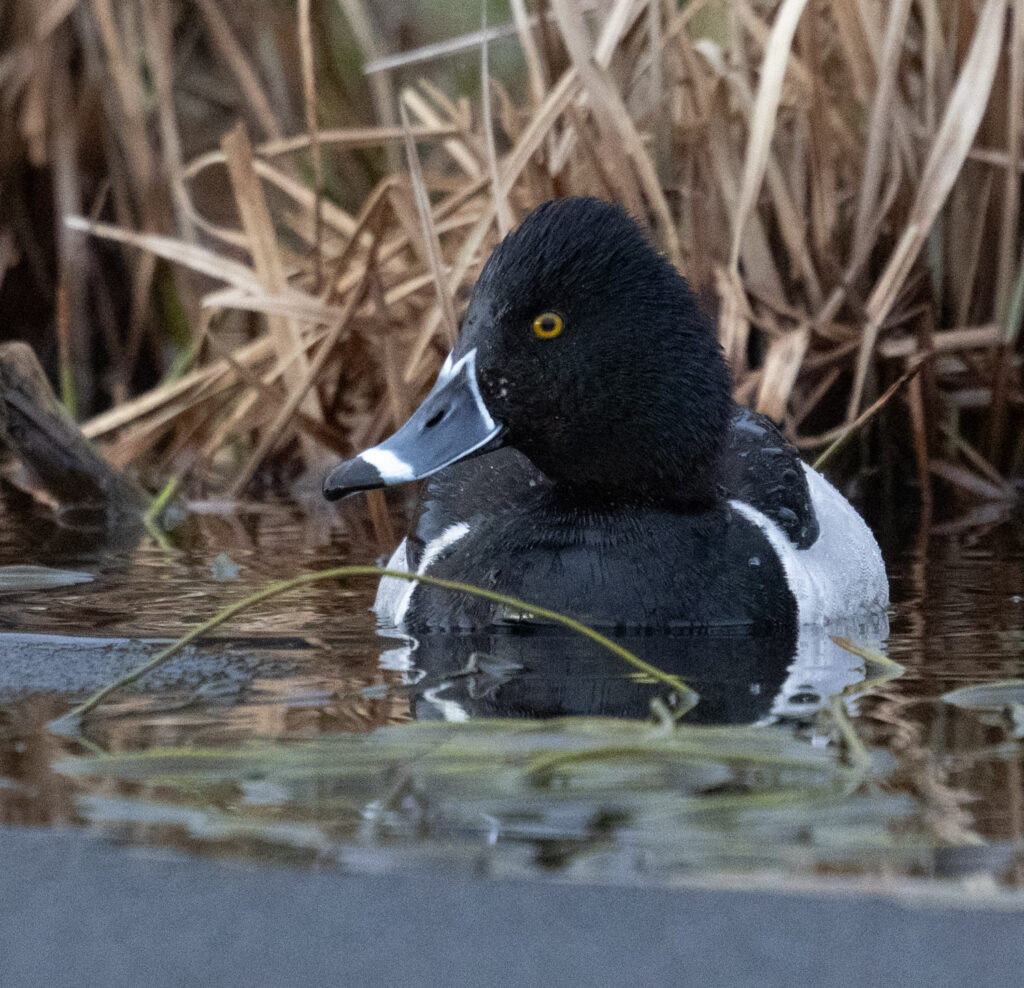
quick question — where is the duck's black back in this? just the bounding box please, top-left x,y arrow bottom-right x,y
718,406 -> 819,549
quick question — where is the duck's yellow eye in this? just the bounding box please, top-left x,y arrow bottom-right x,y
532,312 -> 564,339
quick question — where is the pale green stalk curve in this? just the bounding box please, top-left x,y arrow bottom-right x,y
51,566 -> 696,732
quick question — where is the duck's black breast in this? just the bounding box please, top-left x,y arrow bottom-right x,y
407,447 -> 550,564
402,454 -> 797,633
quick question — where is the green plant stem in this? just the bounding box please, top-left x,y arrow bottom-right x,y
145,474 -> 181,527
49,566 -> 696,734
830,695 -> 871,772
1002,253 -> 1024,347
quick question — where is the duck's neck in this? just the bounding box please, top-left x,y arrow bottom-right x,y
521,426 -> 727,513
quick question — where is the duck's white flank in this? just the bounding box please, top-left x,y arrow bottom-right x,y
373,522 -> 472,626
730,464 -> 889,626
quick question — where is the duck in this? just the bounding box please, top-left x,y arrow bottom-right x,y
324,197 -> 888,633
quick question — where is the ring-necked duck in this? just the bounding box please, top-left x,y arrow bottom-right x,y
324,197 -> 888,632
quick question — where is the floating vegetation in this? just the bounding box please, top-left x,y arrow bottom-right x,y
0,566 -> 93,592
943,680 -> 1024,738
943,680 -> 1024,711
54,712 -> 928,879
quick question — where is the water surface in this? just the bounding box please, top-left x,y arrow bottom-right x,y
0,495 -> 1021,888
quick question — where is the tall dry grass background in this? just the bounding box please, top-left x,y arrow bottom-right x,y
1,0 -> 1023,512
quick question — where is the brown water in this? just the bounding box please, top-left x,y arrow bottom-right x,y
0,494 -> 1021,887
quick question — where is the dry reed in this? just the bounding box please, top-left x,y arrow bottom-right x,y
1,0 -> 1023,509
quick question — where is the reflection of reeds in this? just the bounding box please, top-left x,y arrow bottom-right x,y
3,1 -> 1023,499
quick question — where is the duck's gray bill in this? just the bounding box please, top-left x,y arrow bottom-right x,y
323,349 -> 503,500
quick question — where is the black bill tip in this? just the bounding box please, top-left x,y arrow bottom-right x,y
322,456 -> 388,500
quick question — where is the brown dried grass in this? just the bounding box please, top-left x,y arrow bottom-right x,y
2,0 -> 1024,504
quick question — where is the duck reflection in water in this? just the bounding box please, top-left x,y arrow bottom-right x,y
376,619 -> 885,727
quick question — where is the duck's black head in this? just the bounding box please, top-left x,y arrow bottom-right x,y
324,197 -> 732,510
